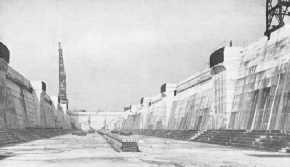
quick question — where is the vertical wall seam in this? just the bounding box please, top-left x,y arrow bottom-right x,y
20,86 -> 29,127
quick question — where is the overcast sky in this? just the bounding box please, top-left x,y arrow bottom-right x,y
0,0 -> 268,111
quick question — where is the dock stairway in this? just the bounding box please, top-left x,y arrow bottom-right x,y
191,129 -> 290,152
0,128 -> 73,147
130,129 -> 200,141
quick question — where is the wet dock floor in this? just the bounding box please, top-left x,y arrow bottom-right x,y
0,133 -> 289,167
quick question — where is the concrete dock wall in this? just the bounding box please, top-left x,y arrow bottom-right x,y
231,25 -> 290,130
120,24 -> 290,131
0,57 -> 70,129
121,70 -> 215,130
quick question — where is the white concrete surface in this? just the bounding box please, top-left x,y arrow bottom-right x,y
0,133 -> 290,167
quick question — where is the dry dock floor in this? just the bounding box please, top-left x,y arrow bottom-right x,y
0,133 -> 290,167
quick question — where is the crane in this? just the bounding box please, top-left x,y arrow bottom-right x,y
265,0 -> 290,38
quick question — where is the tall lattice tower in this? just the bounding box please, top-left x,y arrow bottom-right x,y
58,42 -> 68,109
